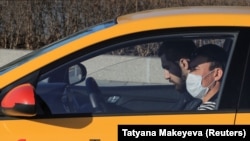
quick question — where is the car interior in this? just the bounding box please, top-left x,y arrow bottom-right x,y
34,32 -> 236,116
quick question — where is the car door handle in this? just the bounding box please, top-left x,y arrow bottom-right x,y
90,139 -> 100,141
107,96 -> 120,103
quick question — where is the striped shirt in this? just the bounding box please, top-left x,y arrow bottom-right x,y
197,94 -> 218,110
197,101 -> 216,110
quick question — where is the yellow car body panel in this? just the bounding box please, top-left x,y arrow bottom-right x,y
1,113 -> 235,140
235,113 -> 250,124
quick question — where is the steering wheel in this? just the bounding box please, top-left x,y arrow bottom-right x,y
85,77 -> 107,113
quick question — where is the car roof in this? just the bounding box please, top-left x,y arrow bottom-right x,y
117,6 -> 250,24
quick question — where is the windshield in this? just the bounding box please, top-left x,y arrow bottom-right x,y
0,20 -> 116,75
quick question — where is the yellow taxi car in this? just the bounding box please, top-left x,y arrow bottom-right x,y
1,6 -> 250,141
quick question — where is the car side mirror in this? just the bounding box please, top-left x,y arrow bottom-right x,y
68,63 -> 87,85
1,83 -> 36,117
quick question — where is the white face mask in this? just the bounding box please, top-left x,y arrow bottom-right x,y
186,70 -> 215,99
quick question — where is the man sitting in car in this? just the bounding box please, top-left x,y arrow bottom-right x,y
158,40 -> 197,109
186,44 -> 227,110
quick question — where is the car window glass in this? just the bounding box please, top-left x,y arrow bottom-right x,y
83,44 -> 165,86
238,43 -> 250,110
35,32 -> 236,116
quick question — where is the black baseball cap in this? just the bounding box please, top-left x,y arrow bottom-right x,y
189,44 -> 228,70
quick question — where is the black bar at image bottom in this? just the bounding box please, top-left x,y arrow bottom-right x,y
118,125 -> 249,141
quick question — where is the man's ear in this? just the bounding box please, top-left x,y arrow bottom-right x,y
179,58 -> 189,70
214,68 -> 223,81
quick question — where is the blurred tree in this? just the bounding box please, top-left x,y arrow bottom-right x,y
0,0 -> 249,50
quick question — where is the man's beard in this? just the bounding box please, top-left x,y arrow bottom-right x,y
175,79 -> 186,93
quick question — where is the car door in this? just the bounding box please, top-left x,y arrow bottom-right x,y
0,28 -> 241,141
234,29 -> 250,124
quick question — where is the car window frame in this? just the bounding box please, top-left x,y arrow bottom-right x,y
233,29 -> 250,112
0,27 -> 243,118
35,28 -> 238,116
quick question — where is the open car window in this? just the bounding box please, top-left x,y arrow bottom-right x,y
36,31 -> 237,116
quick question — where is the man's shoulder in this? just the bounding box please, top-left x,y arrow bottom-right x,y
183,98 -> 202,110
197,101 -> 216,110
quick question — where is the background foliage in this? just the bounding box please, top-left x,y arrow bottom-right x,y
0,0 -> 249,50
